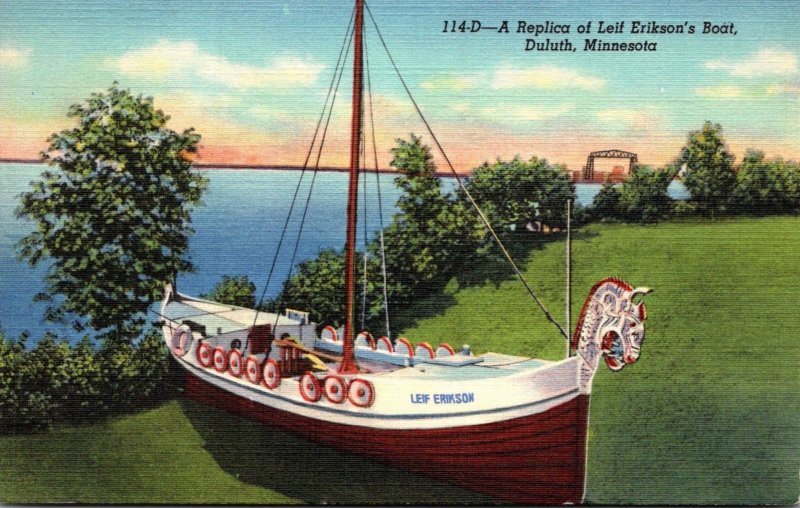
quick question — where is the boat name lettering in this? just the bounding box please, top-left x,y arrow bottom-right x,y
410,392 -> 475,404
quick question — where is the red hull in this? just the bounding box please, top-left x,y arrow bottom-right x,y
185,374 -> 589,504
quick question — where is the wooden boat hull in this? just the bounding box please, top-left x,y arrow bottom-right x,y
184,373 -> 589,504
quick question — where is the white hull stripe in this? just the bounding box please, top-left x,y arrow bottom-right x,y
182,358 -> 579,422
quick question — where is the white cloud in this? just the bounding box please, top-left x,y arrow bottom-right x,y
705,48 -> 798,77
421,73 -> 486,92
596,108 -> 665,131
0,47 -> 32,68
482,103 -> 575,122
110,40 -> 325,89
490,64 -> 605,91
765,83 -> 800,96
694,85 -> 745,98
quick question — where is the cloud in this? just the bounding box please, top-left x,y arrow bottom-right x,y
705,48 -> 798,77
110,40 -> 325,89
765,83 -> 800,96
595,108 -> 666,134
481,103 -> 575,123
490,64 -> 606,90
694,85 -> 745,98
421,73 -> 486,92
0,47 -> 32,68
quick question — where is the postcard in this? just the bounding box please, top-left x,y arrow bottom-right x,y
0,0 -> 797,505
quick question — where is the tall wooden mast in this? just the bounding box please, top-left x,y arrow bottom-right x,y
339,0 -> 364,374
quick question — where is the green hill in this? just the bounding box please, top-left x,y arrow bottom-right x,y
1,217 -> 798,504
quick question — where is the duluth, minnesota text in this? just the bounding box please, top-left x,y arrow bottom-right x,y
441,19 -> 738,53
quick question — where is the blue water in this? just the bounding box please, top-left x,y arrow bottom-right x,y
0,163 -> 687,341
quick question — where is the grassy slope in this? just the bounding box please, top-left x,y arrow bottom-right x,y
402,216 -> 800,504
1,217 -> 797,504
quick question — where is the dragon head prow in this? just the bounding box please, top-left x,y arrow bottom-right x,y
573,277 -> 652,392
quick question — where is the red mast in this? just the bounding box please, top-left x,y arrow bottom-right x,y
339,0 -> 364,374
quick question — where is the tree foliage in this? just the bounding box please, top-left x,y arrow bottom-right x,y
463,156 -> 575,231
617,166 -> 675,223
0,327 -> 175,434
202,275 -> 257,308
678,121 -> 736,216
381,134 -> 484,305
587,167 -> 674,223
16,84 -> 206,343
731,150 -> 798,215
587,184 -> 622,223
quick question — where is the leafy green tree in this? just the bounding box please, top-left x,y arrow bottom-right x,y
463,156 -> 575,231
202,275 -> 257,308
731,150 -> 800,215
587,184 -> 621,222
617,166 -> 675,223
382,134 -> 484,304
16,84 -> 206,344
274,249 -> 384,330
775,159 -> 800,212
678,121 -> 736,216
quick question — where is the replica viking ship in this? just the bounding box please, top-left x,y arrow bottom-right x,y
160,1 -> 651,503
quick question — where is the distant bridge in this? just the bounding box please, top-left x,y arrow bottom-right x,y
582,149 -> 638,181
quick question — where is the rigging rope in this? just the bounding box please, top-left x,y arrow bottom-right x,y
270,14 -> 355,335
360,129 -> 369,331
247,6 -> 356,347
364,31 -> 391,339
364,2 -> 569,341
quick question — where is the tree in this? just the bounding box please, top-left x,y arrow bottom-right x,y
587,184 -> 621,222
678,121 -> 736,216
16,84 -> 206,344
775,159 -> 800,212
463,156 -> 575,232
381,134 -> 484,304
731,150 -> 781,214
617,166 -> 675,223
202,275 -> 257,308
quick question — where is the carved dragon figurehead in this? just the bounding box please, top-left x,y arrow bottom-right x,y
572,277 -> 652,393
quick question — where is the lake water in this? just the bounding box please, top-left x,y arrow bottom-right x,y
0,163 -> 687,341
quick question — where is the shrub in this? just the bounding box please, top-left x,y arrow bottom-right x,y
0,326 -> 174,434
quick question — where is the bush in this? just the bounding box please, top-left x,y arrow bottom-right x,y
617,166 -> 675,223
732,151 -> 800,215
0,327 -> 175,434
586,167 -> 674,223
463,156 -> 575,231
587,184 -> 621,222
202,275 -> 257,308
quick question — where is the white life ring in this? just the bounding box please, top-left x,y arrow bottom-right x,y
323,375 -> 347,403
347,378 -> 375,407
262,358 -> 281,389
196,341 -> 213,368
299,372 -> 321,402
212,347 -> 227,373
171,324 -> 192,356
244,356 -> 261,384
227,349 -> 243,378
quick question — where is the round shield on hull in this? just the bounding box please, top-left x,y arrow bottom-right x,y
262,358 -> 281,389
196,341 -> 213,368
299,372 -> 322,402
244,356 -> 261,384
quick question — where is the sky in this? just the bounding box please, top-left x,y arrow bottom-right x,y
1,0 -> 798,172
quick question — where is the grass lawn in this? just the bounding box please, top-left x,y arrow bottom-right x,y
1,216 -> 798,504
